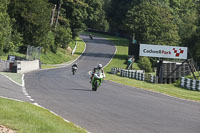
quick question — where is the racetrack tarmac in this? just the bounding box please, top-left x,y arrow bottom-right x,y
0,74 -> 29,102
24,35 -> 200,133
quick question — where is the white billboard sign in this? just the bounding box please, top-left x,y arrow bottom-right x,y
139,44 -> 188,59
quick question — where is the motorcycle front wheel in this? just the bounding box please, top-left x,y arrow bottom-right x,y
94,80 -> 99,91
92,80 -> 98,91
72,69 -> 76,75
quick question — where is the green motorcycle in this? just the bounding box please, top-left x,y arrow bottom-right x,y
90,72 -> 105,91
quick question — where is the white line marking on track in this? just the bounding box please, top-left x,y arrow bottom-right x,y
21,74 -> 35,103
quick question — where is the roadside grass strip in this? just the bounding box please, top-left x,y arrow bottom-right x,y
0,72 -> 22,86
41,37 -> 86,69
85,32 -> 200,102
0,98 -> 86,133
106,74 -> 200,102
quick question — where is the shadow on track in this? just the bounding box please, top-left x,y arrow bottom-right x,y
68,88 -> 92,91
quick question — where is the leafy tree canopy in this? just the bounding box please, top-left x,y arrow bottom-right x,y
0,0 -> 13,54
8,0 -> 51,49
123,1 -> 180,46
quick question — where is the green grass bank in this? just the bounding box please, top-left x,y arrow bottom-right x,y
41,37 -> 85,69
0,98 -> 86,133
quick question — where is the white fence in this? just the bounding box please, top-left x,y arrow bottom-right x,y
180,77 -> 200,91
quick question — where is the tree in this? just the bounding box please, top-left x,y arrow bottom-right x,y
168,0 -> 198,46
8,0 -> 51,51
107,0 -> 139,33
123,1 -> 180,46
138,57 -> 153,72
54,26 -> 72,49
84,0 -> 109,31
0,0 -> 12,54
102,0 -> 111,12
183,1 -> 200,65
62,0 -> 88,39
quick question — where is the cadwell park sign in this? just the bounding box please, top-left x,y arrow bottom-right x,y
139,44 -> 188,59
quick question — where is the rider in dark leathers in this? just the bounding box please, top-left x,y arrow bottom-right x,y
72,63 -> 78,75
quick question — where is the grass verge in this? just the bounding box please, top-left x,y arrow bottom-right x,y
85,32 -> 200,102
0,52 -> 26,61
0,98 -> 86,133
0,72 -> 22,85
41,37 -> 85,69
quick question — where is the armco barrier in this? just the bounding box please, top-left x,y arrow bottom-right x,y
180,77 -> 200,91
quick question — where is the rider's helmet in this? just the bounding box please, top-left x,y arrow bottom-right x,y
97,64 -> 103,69
72,63 -> 77,68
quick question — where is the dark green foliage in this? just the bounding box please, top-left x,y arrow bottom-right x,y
4,30 -> 23,53
107,0 -> 141,33
54,26 -> 72,49
43,31 -> 55,54
123,1 -> 180,46
62,0 -> 88,39
184,2 -> 200,65
50,43 -> 57,54
168,0 -> 198,45
84,0 -> 109,31
178,0 -> 200,65
8,0 -> 51,49
0,0 -> 12,55
138,57 -> 153,72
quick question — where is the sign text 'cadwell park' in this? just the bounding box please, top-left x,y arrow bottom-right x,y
139,44 -> 188,59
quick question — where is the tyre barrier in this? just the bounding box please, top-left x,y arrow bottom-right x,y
110,67 -> 121,74
180,77 -> 200,91
150,75 -> 157,83
118,69 -> 157,83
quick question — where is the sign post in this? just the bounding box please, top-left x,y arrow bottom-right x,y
139,44 -> 188,59
139,44 -> 196,83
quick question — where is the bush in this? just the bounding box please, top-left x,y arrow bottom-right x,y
54,26 -> 72,49
45,31 -> 55,53
50,44 -> 57,54
138,57 -> 153,72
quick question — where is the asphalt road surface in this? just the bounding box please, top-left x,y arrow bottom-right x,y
24,35 -> 200,133
0,74 -> 29,102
